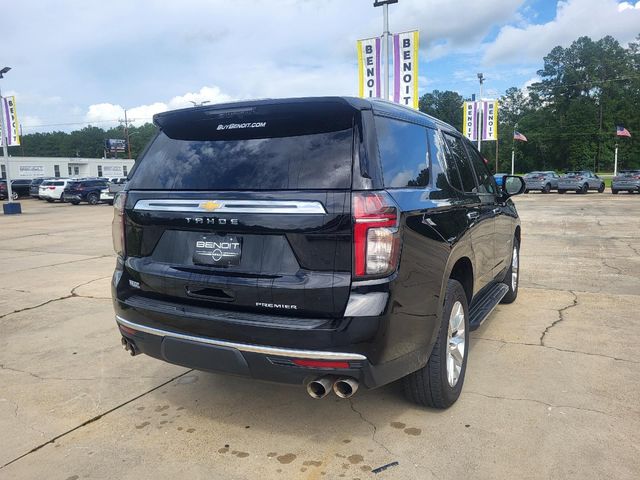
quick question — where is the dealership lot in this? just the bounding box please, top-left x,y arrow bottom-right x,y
1,195 -> 639,479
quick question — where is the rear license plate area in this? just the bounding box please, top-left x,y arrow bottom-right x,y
192,235 -> 242,267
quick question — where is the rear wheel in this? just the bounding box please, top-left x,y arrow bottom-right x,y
87,193 -> 99,205
11,191 -> 18,200
579,183 -> 588,194
59,193 -> 66,202
403,279 -> 469,409
45,198 -> 53,203
524,189 -> 529,194
71,201 -> 80,205
597,183 -> 605,193
558,189 -> 566,194
612,189 -> 618,195
500,238 -> 519,304
542,183 -> 551,194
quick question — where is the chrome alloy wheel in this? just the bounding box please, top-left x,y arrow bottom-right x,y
511,245 -> 519,291
446,301 -> 466,387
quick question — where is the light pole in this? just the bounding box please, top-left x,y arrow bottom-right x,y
0,66 -> 21,215
373,0 -> 398,100
477,72 -> 484,151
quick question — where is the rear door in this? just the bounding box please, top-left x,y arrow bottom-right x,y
121,101 -> 357,320
442,133 -> 496,292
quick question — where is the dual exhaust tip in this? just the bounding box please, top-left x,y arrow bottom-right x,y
121,336 -> 139,356
306,376 -> 359,399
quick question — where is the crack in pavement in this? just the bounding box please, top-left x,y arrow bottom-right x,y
347,398 -> 394,456
0,275 -> 112,320
473,336 -> 640,364
539,290 -> 578,346
627,243 -> 640,256
464,391 -> 616,417
14,255 -> 113,273
0,363 -> 185,382
0,369 -> 193,470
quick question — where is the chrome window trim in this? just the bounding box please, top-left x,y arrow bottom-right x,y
116,316 -> 367,361
132,199 -> 327,214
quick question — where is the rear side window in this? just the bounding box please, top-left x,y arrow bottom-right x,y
443,133 -> 476,193
128,129 -> 353,190
374,116 -> 429,188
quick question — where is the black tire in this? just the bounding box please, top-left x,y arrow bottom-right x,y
558,189 -> 566,194
612,189 -> 618,195
579,183 -> 588,194
403,279 -> 469,409
11,191 -> 19,200
501,238 -> 520,304
597,183 -> 605,193
107,200 -> 114,206
71,201 -> 80,205
542,183 -> 551,194
87,193 -> 99,205
45,198 -> 54,203
524,189 -> 529,194
59,193 -> 66,203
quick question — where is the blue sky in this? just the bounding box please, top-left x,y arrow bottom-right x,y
1,0 -> 639,133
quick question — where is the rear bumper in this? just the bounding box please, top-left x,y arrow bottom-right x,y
115,314 -> 420,389
524,181 -> 548,190
612,182 -> 640,190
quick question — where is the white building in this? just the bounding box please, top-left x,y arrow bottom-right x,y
0,156 -> 135,180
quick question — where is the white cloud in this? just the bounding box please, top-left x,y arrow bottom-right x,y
483,0 -> 640,65
84,86 -> 234,127
618,1 -> 640,11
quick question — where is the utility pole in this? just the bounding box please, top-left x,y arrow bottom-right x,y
123,109 -> 132,160
477,72 -> 484,152
373,0 -> 398,100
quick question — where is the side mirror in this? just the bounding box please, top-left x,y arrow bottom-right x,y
501,175 -> 526,197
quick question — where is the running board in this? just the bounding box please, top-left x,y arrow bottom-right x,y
468,283 -> 509,331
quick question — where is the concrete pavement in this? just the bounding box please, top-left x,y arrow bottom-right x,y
1,193 -> 639,479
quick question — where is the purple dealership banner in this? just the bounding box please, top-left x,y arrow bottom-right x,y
392,31 -> 419,108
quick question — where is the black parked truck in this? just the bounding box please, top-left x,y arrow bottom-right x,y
112,97 -> 525,408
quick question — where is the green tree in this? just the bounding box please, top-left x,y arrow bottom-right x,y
419,90 -> 464,129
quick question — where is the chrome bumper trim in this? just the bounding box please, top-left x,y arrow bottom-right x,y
115,315 -> 367,361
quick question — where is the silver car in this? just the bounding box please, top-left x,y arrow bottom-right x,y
524,171 -> 560,193
611,170 -> 640,194
558,170 -> 605,194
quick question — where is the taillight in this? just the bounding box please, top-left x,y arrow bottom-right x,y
48,186 -> 55,190
352,191 -> 400,278
112,192 -> 127,257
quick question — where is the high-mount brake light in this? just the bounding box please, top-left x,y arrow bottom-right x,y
352,191 -> 401,278
112,192 -> 127,257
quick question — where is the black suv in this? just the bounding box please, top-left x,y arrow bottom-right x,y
0,179 -> 32,200
112,97 -> 525,408
63,179 -> 109,205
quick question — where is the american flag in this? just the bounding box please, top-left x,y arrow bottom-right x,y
513,131 -> 527,142
616,126 -> 631,138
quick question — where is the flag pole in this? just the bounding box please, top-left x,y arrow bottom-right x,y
614,143 -> 618,177
511,125 -> 516,175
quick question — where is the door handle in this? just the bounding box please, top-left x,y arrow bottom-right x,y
492,208 -> 500,214
466,211 -> 479,220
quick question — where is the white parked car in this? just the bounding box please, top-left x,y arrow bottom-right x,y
40,179 -> 72,202
100,186 -> 115,205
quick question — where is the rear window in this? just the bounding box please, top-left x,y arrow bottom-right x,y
128,129 -> 353,190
